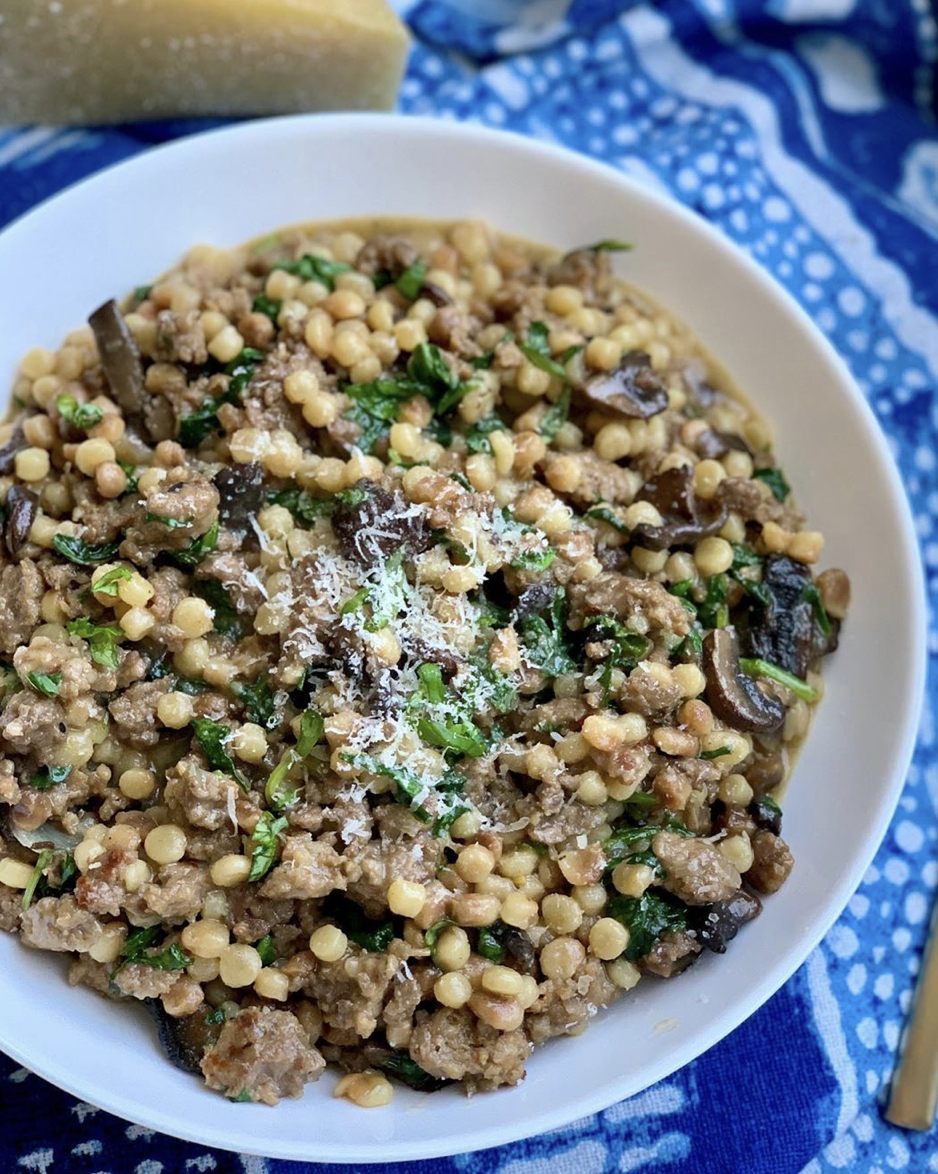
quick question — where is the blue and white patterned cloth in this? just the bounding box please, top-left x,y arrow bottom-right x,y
2,2 -> 937,1171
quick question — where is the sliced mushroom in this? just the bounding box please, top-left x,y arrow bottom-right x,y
88,298 -> 146,422
546,248 -> 611,300
501,926 -> 537,975
630,467 -> 727,551
4,485 -> 38,559
745,746 -> 787,796
816,567 -> 851,621
703,628 -> 785,734
579,351 -> 668,420
681,358 -> 717,410
693,888 -> 762,953
0,425 -> 25,475
215,461 -> 266,529
331,480 -> 430,567
511,582 -> 556,622
148,1000 -> 220,1074
695,427 -> 751,461
745,554 -> 839,678
421,280 -> 453,308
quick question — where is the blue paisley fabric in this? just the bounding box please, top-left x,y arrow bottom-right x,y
1,2 -> 937,1172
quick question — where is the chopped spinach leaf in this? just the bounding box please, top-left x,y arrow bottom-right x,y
407,341 -> 458,399
739,658 -> 818,702
325,894 -> 396,953
56,394 -> 103,430
476,924 -> 506,964
560,344 -> 586,364
172,518 -> 219,568
191,717 -> 246,788
519,320 -> 567,380
576,239 -> 633,252
66,617 -> 123,669
178,387 -> 239,448
268,487 -> 336,524
117,925 -> 193,973
417,715 -> 489,759
518,588 -> 576,677
622,791 -> 659,817
729,544 -> 771,606
179,349 -> 264,448
29,765 -> 72,791
473,594 -> 511,629
586,505 -> 629,534
424,918 -> 456,964
26,671 -> 61,697
265,708 -> 324,812
194,580 -> 243,640
539,388 -> 571,443
344,753 -> 429,819
255,934 -> 276,967
802,582 -> 832,636
417,662 -> 446,704
52,535 -> 121,565
698,574 -> 729,630
252,293 -> 282,322
229,1089 -> 253,1103
432,804 -> 469,838
427,415 -> 453,446
753,466 -> 790,501
205,1007 -> 227,1026
584,615 -> 651,699
608,891 -> 689,960
379,1051 -> 449,1092
510,546 -> 556,572
21,848 -> 53,912
271,254 -> 352,288
603,825 -> 658,860
133,284 -> 152,302
32,851 -> 77,902
145,511 -> 193,530
247,811 -> 288,882
118,461 -> 139,494
464,415 -> 507,454
86,564 -> 133,599
730,544 -> 762,569
296,708 -> 326,758
470,331 -> 513,370
340,586 -> 370,615
395,258 -> 426,301
344,378 -> 419,453
233,676 -> 277,730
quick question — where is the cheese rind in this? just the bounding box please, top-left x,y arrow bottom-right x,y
0,0 -> 409,125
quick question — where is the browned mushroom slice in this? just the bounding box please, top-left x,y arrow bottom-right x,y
630,466 -> 727,551
694,427 -> 752,461
0,425 -> 25,475
88,298 -> 145,420
421,280 -> 453,307
214,462 -> 266,530
5,485 -> 38,559
746,554 -> 840,678
580,350 -> 668,419
703,628 -> 785,734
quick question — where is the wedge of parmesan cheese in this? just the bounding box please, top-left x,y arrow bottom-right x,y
0,0 -> 409,125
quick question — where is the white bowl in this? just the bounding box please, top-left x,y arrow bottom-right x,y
0,114 -> 925,1163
